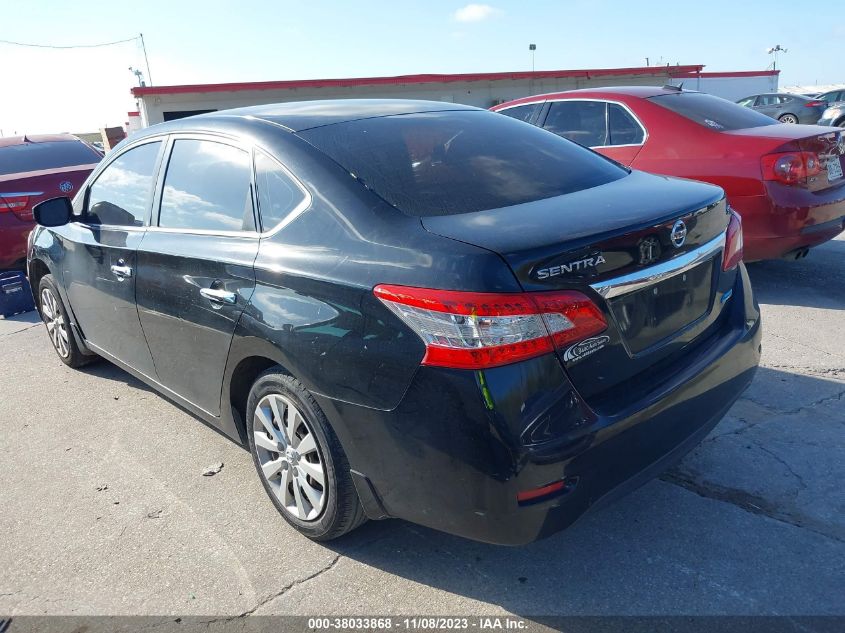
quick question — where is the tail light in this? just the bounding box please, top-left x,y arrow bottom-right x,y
722,210 -> 744,271
373,285 -> 607,370
0,194 -> 36,221
760,151 -> 822,185
804,100 -> 825,108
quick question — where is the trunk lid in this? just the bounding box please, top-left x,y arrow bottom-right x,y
725,125 -> 845,192
422,170 -> 733,408
796,129 -> 845,192
0,164 -> 95,221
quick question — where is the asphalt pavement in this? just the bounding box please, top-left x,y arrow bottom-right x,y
0,234 -> 843,618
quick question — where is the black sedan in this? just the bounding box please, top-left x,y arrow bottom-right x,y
28,100 -> 760,544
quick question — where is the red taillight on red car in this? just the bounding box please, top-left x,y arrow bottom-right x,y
0,194 -> 34,221
373,285 -> 607,370
760,151 -> 822,185
722,210 -> 744,271
516,480 -> 567,503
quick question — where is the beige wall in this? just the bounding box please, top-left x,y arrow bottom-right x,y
137,72 -> 778,127
137,73 -> 676,127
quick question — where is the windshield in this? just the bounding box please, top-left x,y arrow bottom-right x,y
0,140 -> 101,176
298,110 -> 628,216
649,92 -> 778,131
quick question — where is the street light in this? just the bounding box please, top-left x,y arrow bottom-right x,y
129,66 -> 146,87
766,45 -> 787,71
529,44 -> 536,72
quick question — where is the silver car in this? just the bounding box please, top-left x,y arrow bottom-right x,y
736,93 -> 828,124
818,103 -> 845,128
814,89 -> 845,128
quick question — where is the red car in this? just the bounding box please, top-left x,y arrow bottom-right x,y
0,135 -> 101,270
492,87 -> 845,261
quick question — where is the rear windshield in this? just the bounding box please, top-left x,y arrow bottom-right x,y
0,140 -> 101,176
649,92 -> 778,131
298,110 -> 627,216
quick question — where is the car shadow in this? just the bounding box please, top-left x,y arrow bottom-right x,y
746,236 -> 844,310
82,360 -> 155,394
316,364 -> 843,617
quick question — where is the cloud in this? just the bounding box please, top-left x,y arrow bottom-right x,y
453,4 -> 502,23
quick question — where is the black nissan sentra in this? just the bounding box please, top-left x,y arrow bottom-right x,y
28,100 -> 760,544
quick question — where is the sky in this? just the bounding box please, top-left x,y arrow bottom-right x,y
1,0 -> 841,135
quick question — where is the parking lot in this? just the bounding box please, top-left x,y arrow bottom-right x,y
0,235 -> 843,618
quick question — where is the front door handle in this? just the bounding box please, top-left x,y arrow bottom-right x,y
200,287 -> 237,305
110,264 -> 132,279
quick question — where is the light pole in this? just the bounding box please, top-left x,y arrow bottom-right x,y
529,44 -> 536,72
129,66 -> 146,87
766,45 -> 787,71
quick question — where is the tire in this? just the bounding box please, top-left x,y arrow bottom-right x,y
778,113 -> 799,124
246,368 -> 366,541
38,274 -> 95,368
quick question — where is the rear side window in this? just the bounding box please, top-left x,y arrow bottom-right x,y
87,141 -> 161,227
158,139 -> 254,232
299,110 -> 627,217
543,101 -> 608,147
498,103 -> 541,123
607,104 -> 645,145
0,140 -> 100,176
651,92 -> 777,130
254,150 -> 308,231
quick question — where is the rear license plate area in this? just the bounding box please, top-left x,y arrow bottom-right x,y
827,155 -> 843,182
609,260 -> 715,355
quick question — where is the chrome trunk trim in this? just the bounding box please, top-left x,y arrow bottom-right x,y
590,233 -> 726,299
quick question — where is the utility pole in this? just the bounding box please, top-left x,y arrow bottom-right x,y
140,33 -> 153,86
529,44 -> 536,72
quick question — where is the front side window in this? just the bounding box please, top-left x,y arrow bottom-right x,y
543,101 -> 608,147
298,109 -> 627,217
650,92 -> 777,131
498,103 -> 541,123
86,141 -> 161,226
254,150 -> 308,231
158,139 -> 254,232
607,104 -> 645,145
736,97 -> 755,107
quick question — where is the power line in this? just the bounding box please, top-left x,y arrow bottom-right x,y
0,35 -> 139,49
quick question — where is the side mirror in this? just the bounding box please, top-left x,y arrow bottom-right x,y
33,197 -> 73,227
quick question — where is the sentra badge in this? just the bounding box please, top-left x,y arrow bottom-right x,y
535,253 -> 606,280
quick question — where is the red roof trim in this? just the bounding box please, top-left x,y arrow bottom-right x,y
131,65 -> 706,97
675,70 -> 780,79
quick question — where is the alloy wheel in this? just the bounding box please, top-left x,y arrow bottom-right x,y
780,114 -> 798,124
41,288 -> 69,358
252,393 -> 326,521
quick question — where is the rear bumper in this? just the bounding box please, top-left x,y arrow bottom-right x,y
730,180 -> 845,260
319,265 -> 761,545
0,212 -> 33,270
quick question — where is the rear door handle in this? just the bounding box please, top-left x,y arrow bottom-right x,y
200,287 -> 237,305
110,264 -> 132,278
